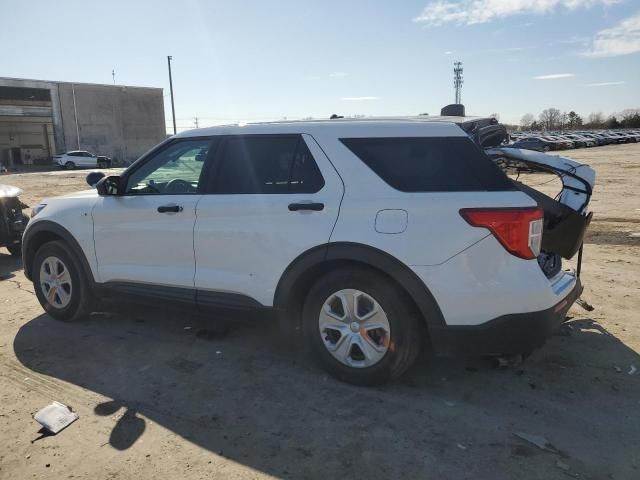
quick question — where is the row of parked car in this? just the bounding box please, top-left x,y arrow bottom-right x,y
509,129 -> 640,151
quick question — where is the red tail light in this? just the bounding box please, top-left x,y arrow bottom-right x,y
460,207 -> 544,259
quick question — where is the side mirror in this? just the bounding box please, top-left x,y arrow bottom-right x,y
86,171 -> 106,187
96,175 -> 122,196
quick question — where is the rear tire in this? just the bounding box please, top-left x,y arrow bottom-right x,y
32,241 -> 93,322
302,266 -> 423,386
65,161 -> 75,170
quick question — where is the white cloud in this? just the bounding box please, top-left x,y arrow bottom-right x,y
534,73 -> 575,79
414,0 -> 619,26
444,50 -> 453,54
342,96 -> 379,101
328,72 -> 348,78
583,12 -> 640,57
584,80 -> 625,86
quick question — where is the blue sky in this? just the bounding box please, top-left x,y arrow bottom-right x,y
2,0 -> 639,130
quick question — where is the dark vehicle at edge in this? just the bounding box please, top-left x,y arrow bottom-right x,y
0,184 -> 29,256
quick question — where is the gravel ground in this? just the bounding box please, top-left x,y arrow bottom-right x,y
1,144 -> 639,479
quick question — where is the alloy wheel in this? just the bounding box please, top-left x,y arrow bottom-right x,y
39,256 -> 73,308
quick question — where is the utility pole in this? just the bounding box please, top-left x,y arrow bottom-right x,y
453,61 -> 463,104
71,83 -> 81,149
167,56 -> 177,135
112,69 -> 115,84
194,117 -> 199,128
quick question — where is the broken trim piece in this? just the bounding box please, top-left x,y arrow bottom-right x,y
486,147 -> 595,214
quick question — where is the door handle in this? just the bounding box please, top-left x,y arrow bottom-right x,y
288,202 -> 324,212
157,204 -> 183,213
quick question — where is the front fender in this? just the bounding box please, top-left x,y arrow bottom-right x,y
22,220 -> 96,284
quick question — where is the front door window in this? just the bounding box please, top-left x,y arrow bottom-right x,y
125,139 -> 213,195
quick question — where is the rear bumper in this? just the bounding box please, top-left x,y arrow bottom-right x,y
430,278 -> 582,357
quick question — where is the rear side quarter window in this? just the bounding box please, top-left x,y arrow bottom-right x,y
340,136 -> 514,192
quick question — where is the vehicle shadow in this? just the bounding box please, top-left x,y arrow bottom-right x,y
0,250 -> 22,280
13,307 -> 640,479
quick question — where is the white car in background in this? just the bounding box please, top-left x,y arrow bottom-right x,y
53,151 -> 112,170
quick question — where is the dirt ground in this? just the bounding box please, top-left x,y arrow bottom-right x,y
1,145 -> 639,480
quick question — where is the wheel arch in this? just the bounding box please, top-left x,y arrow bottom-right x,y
23,220 -> 94,284
273,242 -> 447,335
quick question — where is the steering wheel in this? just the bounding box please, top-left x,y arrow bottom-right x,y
165,178 -> 193,194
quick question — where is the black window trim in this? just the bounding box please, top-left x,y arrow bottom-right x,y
201,133 -> 325,195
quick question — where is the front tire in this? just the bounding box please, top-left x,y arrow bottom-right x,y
303,266 -> 423,386
32,241 -> 92,322
65,161 -> 75,170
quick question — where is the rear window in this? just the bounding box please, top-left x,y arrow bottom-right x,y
340,136 -> 514,192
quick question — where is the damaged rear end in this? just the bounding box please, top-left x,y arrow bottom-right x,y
464,119 -> 595,278
485,146 -> 595,279
429,119 -> 596,357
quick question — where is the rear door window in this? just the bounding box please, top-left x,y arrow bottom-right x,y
340,136 -> 513,192
211,135 -> 324,194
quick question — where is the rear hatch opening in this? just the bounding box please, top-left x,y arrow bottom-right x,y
484,146 -> 596,278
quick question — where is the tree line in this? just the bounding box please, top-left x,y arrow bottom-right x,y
517,108 -> 640,131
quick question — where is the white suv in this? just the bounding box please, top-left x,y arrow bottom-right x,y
23,115 -> 595,385
53,151 -> 111,169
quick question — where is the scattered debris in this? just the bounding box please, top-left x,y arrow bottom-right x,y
576,297 -> 594,312
456,443 -> 467,450
614,366 -> 622,373
514,432 -> 559,454
556,460 -> 570,471
443,400 -> 456,407
183,326 -> 192,330
33,402 -> 78,434
629,364 -> 637,375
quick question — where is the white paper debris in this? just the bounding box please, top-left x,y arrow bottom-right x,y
514,432 -> 558,453
34,401 -> 78,434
